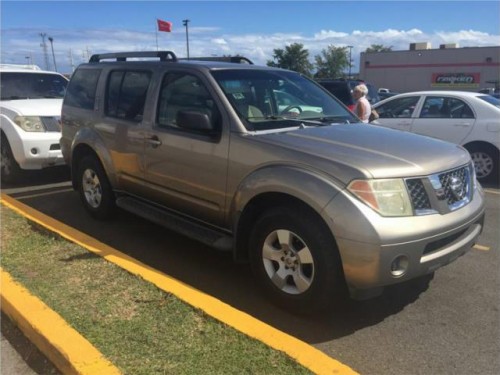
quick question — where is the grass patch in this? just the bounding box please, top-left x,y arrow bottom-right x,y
1,205 -> 312,374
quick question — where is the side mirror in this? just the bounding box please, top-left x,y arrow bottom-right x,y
176,110 -> 213,131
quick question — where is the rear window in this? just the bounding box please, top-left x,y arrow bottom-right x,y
64,69 -> 101,110
320,82 -> 354,106
478,95 -> 500,108
105,70 -> 151,122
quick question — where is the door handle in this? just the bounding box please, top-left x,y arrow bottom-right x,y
146,135 -> 162,148
453,123 -> 471,127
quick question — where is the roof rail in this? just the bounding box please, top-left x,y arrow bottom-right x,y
180,56 -> 254,64
89,51 -> 177,63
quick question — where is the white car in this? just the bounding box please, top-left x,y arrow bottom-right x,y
1,64 -> 69,182
372,91 -> 500,182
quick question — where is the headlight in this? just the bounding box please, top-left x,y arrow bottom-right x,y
348,178 -> 413,217
13,116 -> 45,132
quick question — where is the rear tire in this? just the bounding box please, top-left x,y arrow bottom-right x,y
77,155 -> 116,219
1,137 -> 24,183
249,206 -> 346,314
466,144 -> 499,183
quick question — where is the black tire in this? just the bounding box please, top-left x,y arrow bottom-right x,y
1,136 -> 24,183
249,206 -> 346,314
466,144 -> 499,183
77,155 -> 116,219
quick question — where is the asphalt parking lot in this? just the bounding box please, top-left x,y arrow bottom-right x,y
1,168 -> 499,375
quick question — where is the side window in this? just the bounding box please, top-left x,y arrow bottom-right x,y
377,96 -> 419,118
64,69 -> 101,110
448,98 -> 474,119
420,96 -> 474,119
105,70 -> 151,122
157,72 -> 221,133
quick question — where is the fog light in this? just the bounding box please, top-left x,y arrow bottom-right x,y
31,148 -> 38,155
390,255 -> 409,277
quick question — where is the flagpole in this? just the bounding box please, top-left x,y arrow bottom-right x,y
155,19 -> 159,51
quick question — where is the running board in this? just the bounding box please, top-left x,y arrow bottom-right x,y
115,197 -> 233,252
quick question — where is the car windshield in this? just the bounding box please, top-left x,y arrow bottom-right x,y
211,69 -> 357,131
478,94 -> 500,108
0,72 -> 68,100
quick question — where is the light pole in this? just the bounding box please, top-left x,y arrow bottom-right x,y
39,33 -> 50,70
182,19 -> 190,59
48,36 -> 57,72
347,45 -> 353,78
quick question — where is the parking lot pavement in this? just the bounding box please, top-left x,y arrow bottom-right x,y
1,334 -> 37,375
1,172 -> 499,375
1,313 -> 59,375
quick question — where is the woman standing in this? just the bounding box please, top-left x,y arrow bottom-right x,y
352,84 -> 371,123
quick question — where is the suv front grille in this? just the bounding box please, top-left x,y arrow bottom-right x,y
405,164 -> 473,215
439,166 -> 469,206
41,116 -> 61,132
406,179 -> 431,211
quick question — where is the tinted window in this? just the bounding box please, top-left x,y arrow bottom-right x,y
105,70 -> 151,122
420,96 -> 474,119
1,72 -> 68,100
157,72 -> 221,133
377,96 -> 420,118
64,69 -> 100,110
320,82 -> 354,105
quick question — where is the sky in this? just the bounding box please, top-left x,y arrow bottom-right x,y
1,0 -> 500,73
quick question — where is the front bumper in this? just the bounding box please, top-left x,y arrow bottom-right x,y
9,131 -> 64,170
323,183 -> 485,299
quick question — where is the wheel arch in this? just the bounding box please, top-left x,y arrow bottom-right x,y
230,166 -> 344,263
70,128 -> 117,190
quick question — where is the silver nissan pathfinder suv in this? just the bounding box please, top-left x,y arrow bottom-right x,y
61,51 -> 485,313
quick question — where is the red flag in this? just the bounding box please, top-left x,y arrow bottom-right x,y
157,19 -> 172,32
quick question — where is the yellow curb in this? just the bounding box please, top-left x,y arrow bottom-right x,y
0,269 -> 121,375
1,193 -> 358,375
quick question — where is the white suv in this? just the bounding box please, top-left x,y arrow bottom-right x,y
1,64 -> 68,182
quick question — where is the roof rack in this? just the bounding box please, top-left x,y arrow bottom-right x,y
180,56 -> 254,64
89,51 -> 177,63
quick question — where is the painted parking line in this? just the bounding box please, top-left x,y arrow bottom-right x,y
473,244 -> 490,251
483,188 -> 500,195
1,269 -> 121,375
0,193 -> 357,375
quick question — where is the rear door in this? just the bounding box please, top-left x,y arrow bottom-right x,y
142,70 -> 229,226
410,95 -> 476,144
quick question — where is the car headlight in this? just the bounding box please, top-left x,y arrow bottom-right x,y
13,116 -> 45,132
347,178 -> 413,217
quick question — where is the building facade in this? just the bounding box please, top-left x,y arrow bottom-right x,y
359,44 -> 500,93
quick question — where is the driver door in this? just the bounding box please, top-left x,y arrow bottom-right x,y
373,96 -> 420,131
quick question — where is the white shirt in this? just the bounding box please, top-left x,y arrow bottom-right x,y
355,96 -> 371,123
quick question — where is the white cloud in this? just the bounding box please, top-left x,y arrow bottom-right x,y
1,27 -> 498,72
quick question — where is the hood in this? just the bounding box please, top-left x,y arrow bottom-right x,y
252,123 -> 470,183
1,98 -> 63,117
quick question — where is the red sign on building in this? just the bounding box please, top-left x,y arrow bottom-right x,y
431,73 -> 480,88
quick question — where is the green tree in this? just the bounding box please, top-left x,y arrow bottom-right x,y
266,43 -> 313,76
314,45 -> 350,79
365,44 -> 393,53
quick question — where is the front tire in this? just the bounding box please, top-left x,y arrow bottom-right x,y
1,137 -> 24,183
77,155 -> 116,219
249,206 -> 346,314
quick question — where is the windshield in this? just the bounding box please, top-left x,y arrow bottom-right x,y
478,94 -> 500,108
211,69 -> 357,131
0,72 -> 68,100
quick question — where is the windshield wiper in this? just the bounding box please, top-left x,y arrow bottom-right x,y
302,115 -> 352,124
